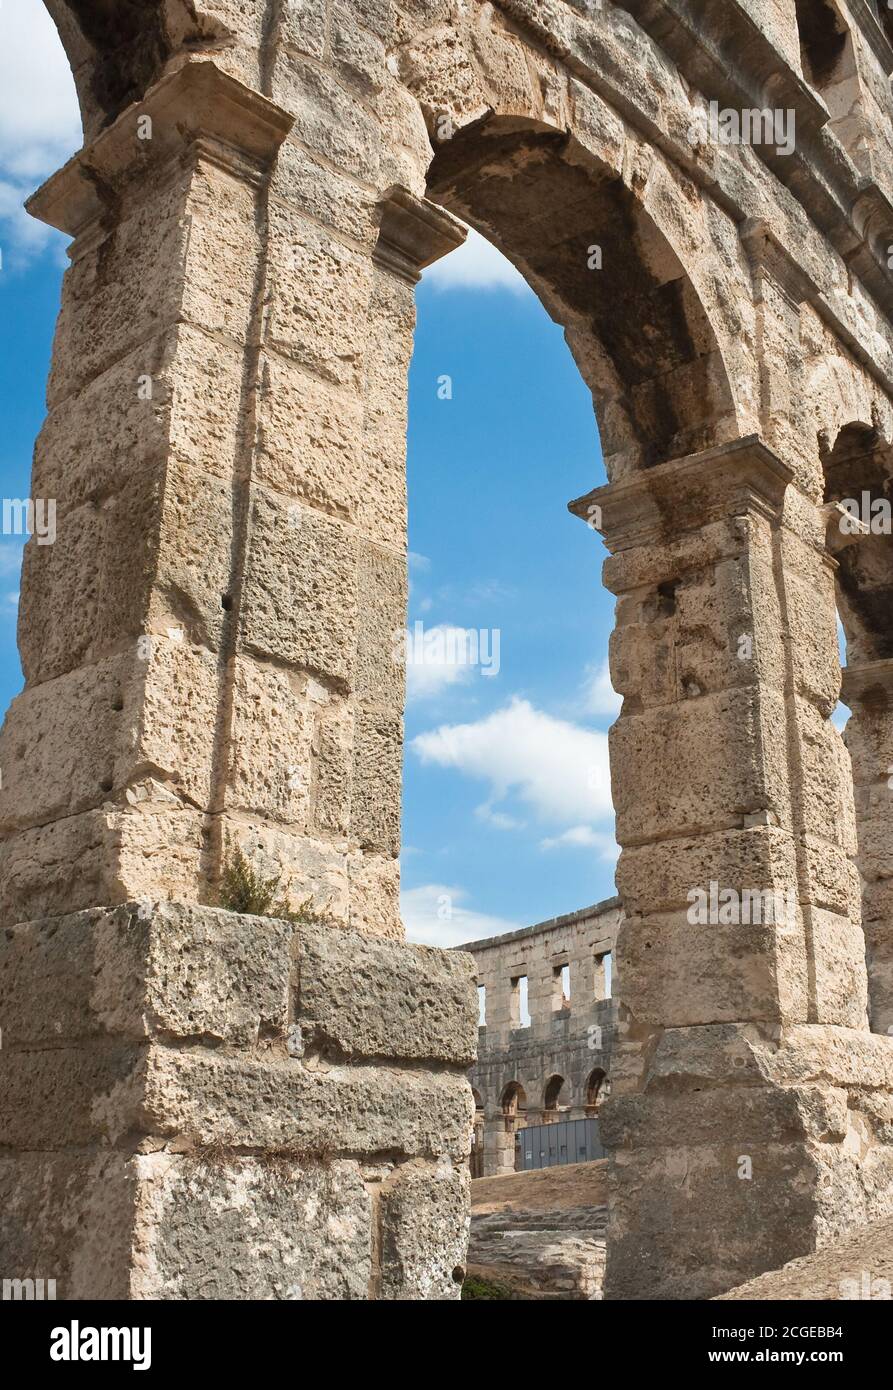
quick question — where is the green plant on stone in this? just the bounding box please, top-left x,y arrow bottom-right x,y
217,844 -> 317,924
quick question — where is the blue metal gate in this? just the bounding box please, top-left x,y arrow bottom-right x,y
516,1117 -> 604,1170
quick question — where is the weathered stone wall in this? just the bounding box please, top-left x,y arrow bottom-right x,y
0,903 -> 476,1298
461,900 -> 621,1177
6,0 -> 893,1299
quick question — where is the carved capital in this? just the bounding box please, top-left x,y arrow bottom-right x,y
569,436 -> 793,552
27,60 -> 293,245
373,187 -> 466,284
842,658 -> 893,709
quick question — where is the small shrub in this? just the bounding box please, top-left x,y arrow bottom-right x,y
217,845 -> 315,924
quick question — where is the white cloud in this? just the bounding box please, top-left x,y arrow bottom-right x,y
411,697 -> 613,824
0,0 -> 81,267
540,825 -> 618,861
403,623 -> 492,702
402,882 -> 521,949
581,659 -> 622,719
423,226 -> 531,295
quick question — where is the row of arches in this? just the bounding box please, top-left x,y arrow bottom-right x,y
472,1069 -> 609,1123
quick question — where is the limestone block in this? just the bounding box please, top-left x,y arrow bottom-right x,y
164,324 -> 246,479
151,456 -> 236,653
794,697 -> 858,846
267,206 -> 374,390
239,484 -> 358,685
355,540 -> 407,705
782,559 -> 841,714
616,825 -> 798,915
47,172 -> 194,405
133,1153 -> 372,1299
0,802 -> 207,921
351,712 -> 402,852
0,1150 -> 139,1300
278,0 -> 327,59
0,1046 -> 148,1149
642,1023 -> 893,1095
312,695 -> 353,835
378,1160 -> 469,1299
18,485 -> 156,683
348,849 -> 402,940
271,54 -> 381,181
616,914 -> 809,1027
140,1050 -> 474,1160
255,352 -> 364,520
0,904 -> 292,1050
179,161 -> 261,345
32,342 -> 170,507
604,1139 -> 840,1300
133,636 -> 221,811
601,1085 -> 849,1151
331,7 -> 387,95
0,656 -> 128,833
611,686 -> 791,843
226,656 -> 314,827
569,78 -> 626,172
798,835 -> 860,915
220,818 -> 350,920
296,922 -> 477,1063
270,141 -> 380,245
0,1149 -> 373,1301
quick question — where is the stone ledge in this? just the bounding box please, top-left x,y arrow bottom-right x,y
0,901 -> 477,1065
0,1045 -> 473,1160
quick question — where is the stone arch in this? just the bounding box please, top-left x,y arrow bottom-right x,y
585,1067 -> 608,1114
42,0 -> 244,138
795,0 -> 849,91
825,421 -> 893,1036
421,115 -> 740,475
500,1080 -> 527,1118
392,7 -> 745,478
543,1073 -> 568,1118
823,421 -> 893,665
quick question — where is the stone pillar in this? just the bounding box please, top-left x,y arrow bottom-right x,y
0,59 -> 476,1300
572,437 -> 893,1300
843,661 -> 893,1037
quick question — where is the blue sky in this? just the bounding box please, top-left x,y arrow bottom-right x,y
0,0 -> 620,949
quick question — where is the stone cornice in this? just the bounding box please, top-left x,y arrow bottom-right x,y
373,187 -> 467,283
494,0 -> 893,342
568,436 -> 794,551
847,0 -> 893,72
842,658 -> 893,705
27,61 -> 294,242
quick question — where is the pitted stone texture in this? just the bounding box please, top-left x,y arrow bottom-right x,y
717,1211 -> 893,1301
379,1160 -> 469,1300
297,923 -> 477,1064
134,1154 -> 372,1300
0,902 -> 475,1299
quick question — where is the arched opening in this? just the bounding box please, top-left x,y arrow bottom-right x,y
795,0 -> 868,170
501,1080 -> 527,1121
425,117 -> 737,475
585,1067 -> 608,1115
470,1087 -> 486,1178
796,0 -> 849,89
823,422 -> 893,1035
42,0 -> 239,139
823,423 -> 893,666
543,1073 -> 569,1121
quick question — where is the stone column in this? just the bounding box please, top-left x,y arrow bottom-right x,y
842,661 -> 893,1037
0,60 -> 476,1300
572,437 -> 893,1300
